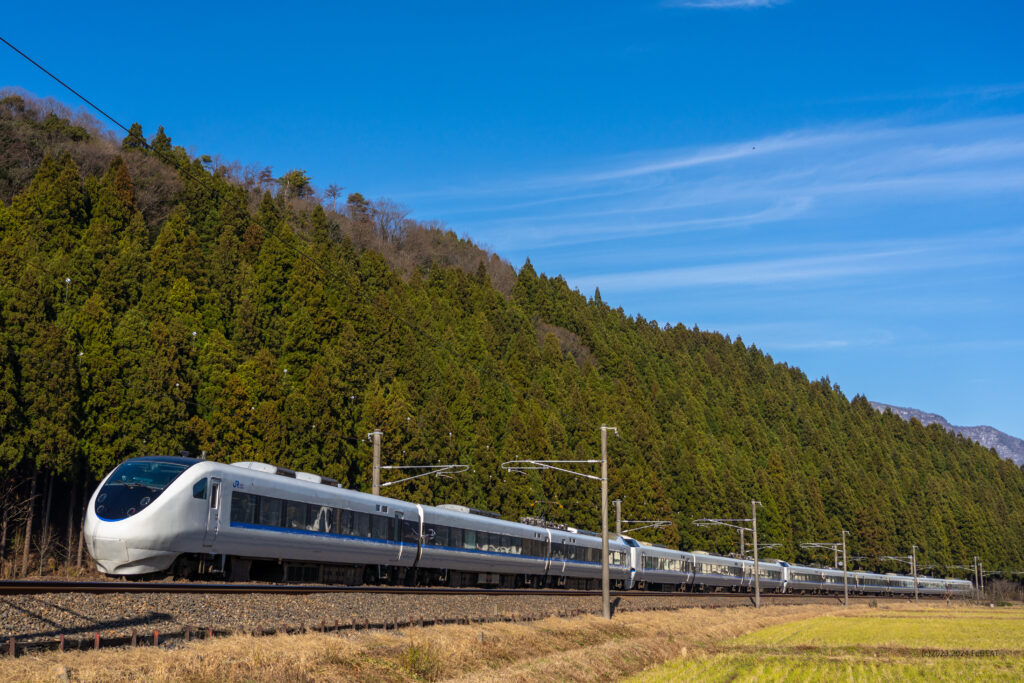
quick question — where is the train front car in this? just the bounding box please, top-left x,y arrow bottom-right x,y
84,455 -> 208,576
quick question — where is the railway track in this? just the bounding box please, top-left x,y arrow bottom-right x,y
0,579 -> 917,598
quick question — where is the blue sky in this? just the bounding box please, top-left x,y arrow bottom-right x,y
3,1 -> 1023,436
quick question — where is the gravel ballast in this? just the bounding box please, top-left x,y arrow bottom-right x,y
0,590 -> 892,645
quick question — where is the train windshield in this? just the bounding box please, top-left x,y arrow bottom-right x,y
94,459 -> 194,521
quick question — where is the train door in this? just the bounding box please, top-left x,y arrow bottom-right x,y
202,477 -> 222,548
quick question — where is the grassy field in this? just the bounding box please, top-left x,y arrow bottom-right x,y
630,605 -> 1024,682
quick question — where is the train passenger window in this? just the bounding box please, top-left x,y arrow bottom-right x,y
354,511 -> 370,538
337,509 -> 353,535
463,529 -> 476,550
306,505 -> 323,532
371,514 -> 388,540
256,497 -> 281,527
286,501 -> 306,530
230,492 -> 245,522
403,519 -> 419,544
192,479 -> 207,499
500,535 -> 511,554
449,527 -> 463,548
476,531 -> 488,552
230,492 -> 257,524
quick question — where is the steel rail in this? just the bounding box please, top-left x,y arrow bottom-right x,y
0,580 -> 947,598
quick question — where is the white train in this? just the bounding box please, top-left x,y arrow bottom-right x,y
85,456 -> 973,597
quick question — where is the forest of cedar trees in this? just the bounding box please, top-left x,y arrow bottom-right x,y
1,92 -> 1022,579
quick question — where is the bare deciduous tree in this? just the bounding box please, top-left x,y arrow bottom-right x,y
257,166 -> 275,193
325,184 -> 343,211
372,197 -> 410,243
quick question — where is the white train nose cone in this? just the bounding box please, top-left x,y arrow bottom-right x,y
87,534 -> 178,575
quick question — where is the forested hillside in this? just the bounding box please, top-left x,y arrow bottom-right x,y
2,93 -> 1022,577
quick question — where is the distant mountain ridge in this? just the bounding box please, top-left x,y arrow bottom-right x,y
870,402 -> 1024,466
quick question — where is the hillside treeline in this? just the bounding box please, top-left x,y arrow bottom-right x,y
1,93 -> 1022,578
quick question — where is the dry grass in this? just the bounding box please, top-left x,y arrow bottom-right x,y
0,605 -> 833,682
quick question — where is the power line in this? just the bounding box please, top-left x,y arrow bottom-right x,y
0,36 -> 130,135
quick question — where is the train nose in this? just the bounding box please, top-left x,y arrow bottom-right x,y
86,532 -> 179,575
87,535 -> 129,573
85,517 -> 180,576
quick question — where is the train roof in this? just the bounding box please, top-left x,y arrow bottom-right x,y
123,455 -> 202,466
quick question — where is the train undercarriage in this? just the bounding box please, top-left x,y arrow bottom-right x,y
161,552 -> 626,590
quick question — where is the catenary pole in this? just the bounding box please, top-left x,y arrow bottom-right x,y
370,430 -> 382,497
841,529 -> 849,607
752,500 -> 761,608
912,545 -> 918,602
601,426 -> 608,618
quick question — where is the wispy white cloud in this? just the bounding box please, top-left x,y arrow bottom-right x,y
828,82 -> 1024,105
410,114 -> 1024,253
569,229 -> 1024,293
663,0 -> 787,8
